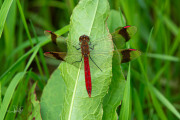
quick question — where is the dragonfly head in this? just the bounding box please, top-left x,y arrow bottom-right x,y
79,35 -> 90,43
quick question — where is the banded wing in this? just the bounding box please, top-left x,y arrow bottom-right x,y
119,49 -> 141,63
44,25 -> 137,49
112,25 -> 137,49
44,30 -> 58,45
44,30 -> 67,52
44,52 -> 66,61
44,49 -> 141,65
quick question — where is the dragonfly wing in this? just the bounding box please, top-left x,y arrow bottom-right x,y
44,30 -> 59,45
118,49 -> 141,63
90,49 -> 141,66
44,52 -> 67,61
44,51 -> 82,68
44,30 -> 68,51
112,26 -> 137,48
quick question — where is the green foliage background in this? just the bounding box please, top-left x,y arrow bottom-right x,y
0,0 -> 179,120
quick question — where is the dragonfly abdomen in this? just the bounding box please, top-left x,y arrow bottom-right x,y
84,56 -> 92,97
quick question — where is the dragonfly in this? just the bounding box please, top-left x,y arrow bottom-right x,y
44,26 -> 141,97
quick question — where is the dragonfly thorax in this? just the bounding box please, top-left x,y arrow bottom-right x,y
79,35 -> 90,57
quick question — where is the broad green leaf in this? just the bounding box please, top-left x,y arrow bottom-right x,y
0,0 -> 14,38
119,64 -> 131,120
59,0 -> 113,119
0,72 -> 25,120
107,10 -> 124,33
27,83 -> 42,120
41,68 -> 66,120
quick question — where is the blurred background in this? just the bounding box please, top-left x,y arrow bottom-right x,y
0,0 -> 179,120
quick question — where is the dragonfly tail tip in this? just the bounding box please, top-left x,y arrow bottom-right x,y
88,93 -> 91,98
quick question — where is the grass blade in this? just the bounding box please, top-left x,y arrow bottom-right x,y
146,53 -> 180,62
138,58 -> 167,120
0,39 -> 50,85
133,88 -> 144,120
0,72 -> 26,120
146,27 -> 154,53
148,85 -> 167,120
119,64 -> 131,120
17,0 -> 43,76
30,20 -> 50,78
151,85 -> 180,119
0,0 -> 14,38
0,82 -> 1,106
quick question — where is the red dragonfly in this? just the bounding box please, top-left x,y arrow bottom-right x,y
44,26 -> 141,97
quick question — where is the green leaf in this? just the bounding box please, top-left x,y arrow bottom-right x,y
0,72 -> 25,120
0,0 -> 14,38
59,0 -> 113,119
41,68 -> 66,120
107,10 -> 124,33
107,10 -> 126,33
27,83 -> 42,120
119,64 -> 131,120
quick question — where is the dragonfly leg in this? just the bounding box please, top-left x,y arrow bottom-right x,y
89,42 -> 96,50
89,45 -> 95,50
89,56 -> 102,71
72,57 -> 82,64
73,45 -> 81,50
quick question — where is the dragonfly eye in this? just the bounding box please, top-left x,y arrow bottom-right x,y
86,36 -> 90,42
79,36 -> 83,42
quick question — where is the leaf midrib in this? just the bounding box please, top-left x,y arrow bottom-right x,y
68,62 -> 82,120
87,0 -> 99,36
